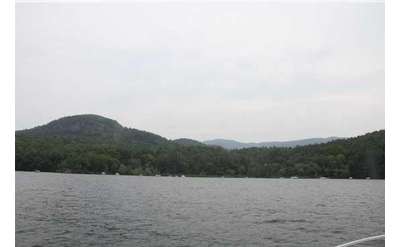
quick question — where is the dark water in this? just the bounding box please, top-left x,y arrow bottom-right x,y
16,172 -> 384,247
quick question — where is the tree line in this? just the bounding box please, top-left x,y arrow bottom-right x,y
15,130 -> 384,179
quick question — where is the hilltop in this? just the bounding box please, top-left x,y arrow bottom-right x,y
15,114 -> 385,179
173,138 -> 205,147
16,114 -> 168,146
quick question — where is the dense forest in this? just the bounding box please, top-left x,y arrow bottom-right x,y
15,115 -> 385,179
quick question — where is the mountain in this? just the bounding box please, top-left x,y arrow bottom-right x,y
15,114 -> 384,179
173,138 -> 205,147
203,137 -> 341,150
203,139 -> 250,149
16,114 -> 168,146
17,114 -> 340,149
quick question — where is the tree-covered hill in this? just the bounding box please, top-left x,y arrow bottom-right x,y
16,114 -> 168,146
15,115 -> 384,179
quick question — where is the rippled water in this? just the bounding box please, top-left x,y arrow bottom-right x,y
16,172 -> 384,247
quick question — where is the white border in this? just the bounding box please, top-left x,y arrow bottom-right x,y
14,0 -> 386,3
4,0 -> 396,246
0,0 -> 15,246
385,0 -> 399,246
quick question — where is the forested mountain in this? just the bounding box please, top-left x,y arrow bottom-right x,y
203,137 -> 341,149
15,115 -> 385,179
16,114 -> 168,146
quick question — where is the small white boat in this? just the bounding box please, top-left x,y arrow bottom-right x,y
349,177 -> 353,179
34,170 -> 40,173
155,174 -> 161,177
101,171 -> 106,175
115,172 -> 120,175
181,175 -> 185,178
290,176 -> 298,179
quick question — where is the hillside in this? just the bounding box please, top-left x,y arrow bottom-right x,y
173,138 -> 205,147
203,137 -> 341,149
15,115 -> 384,179
16,114 -> 168,146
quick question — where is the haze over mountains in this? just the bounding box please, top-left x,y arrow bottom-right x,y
203,137 -> 341,150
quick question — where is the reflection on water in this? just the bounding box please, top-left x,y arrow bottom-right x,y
16,172 -> 384,247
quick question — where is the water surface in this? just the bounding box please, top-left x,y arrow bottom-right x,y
16,172 -> 384,246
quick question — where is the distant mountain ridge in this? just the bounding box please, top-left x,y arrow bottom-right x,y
203,137 -> 341,150
17,114 -> 342,149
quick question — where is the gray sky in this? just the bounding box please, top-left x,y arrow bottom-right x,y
16,2 -> 384,142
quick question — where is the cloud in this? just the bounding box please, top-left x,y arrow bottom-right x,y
16,2 -> 384,141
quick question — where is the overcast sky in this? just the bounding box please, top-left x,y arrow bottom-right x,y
16,2 -> 384,142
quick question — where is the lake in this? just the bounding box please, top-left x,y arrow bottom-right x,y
16,172 -> 384,247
